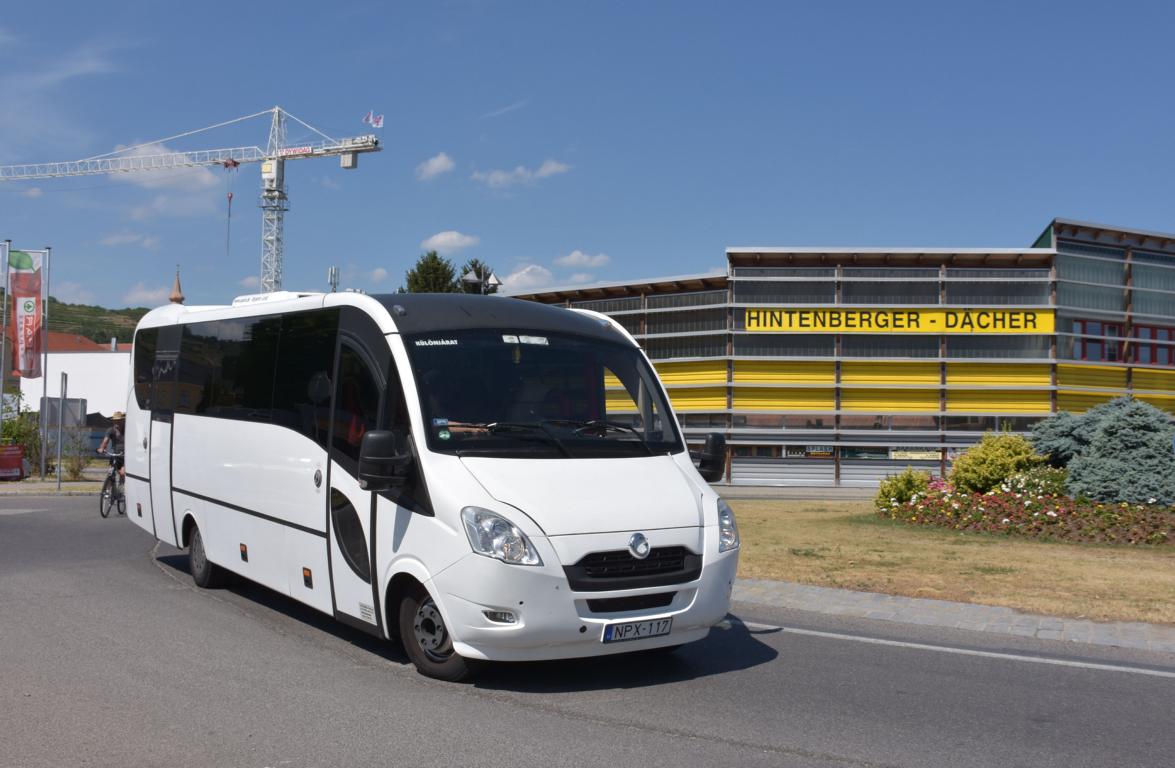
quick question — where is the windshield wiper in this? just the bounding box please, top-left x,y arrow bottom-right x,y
545,419 -> 654,455
485,421 -> 573,458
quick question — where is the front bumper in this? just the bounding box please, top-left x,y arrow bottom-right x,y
428,545 -> 739,662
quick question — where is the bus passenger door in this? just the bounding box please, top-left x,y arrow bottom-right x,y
148,325 -> 180,547
326,317 -> 387,631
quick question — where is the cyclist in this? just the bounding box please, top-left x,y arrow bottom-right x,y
97,411 -> 126,482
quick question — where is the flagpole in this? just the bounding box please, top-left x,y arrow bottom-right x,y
39,246 -> 50,480
0,240 -> 9,443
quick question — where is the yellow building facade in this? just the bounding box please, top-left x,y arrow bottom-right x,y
515,219 -> 1175,486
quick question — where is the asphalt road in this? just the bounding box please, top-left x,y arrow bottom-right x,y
2,497 -> 1173,768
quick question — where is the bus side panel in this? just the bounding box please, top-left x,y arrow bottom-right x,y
285,527 -> 333,614
171,415 -> 327,599
125,399 -> 154,537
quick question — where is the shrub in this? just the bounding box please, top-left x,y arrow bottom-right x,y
1003,465 -> 1068,497
1029,411 -> 1085,468
949,432 -> 1042,494
1030,397 -> 1138,468
875,467 -> 931,512
61,429 -> 92,482
1067,398 -> 1175,505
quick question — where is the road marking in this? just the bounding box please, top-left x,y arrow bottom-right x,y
737,621 -> 1175,680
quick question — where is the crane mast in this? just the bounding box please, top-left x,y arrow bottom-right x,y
260,108 -> 289,293
0,106 -> 380,293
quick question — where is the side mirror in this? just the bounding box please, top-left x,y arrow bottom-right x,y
694,432 -> 726,483
358,430 -> 413,492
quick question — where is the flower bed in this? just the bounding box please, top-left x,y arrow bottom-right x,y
877,480 -> 1175,546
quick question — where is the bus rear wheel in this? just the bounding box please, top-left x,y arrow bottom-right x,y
189,525 -> 228,589
398,586 -> 479,682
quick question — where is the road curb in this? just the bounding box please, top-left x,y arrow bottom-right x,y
733,578 -> 1175,655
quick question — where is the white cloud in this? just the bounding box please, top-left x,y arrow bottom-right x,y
567,273 -> 594,284
501,264 -> 555,293
416,152 -> 455,180
21,187 -> 42,199
369,267 -> 388,284
479,100 -> 528,120
554,249 -> 610,268
320,176 -> 341,190
110,142 -> 220,192
52,281 -> 96,305
99,232 -> 159,249
471,159 -> 571,189
123,282 -> 170,305
239,275 -> 260,289
420,230 -> 479,255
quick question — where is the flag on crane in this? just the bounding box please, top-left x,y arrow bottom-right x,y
362,110 -> 384,129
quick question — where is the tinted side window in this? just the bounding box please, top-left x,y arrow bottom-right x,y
180,317 -> 280,422
332,343 -> 381,468
152,326 -> 182,414
272,309 -> 339,446
133,327 -> 158,409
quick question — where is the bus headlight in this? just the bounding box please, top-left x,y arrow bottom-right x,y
461,507 -> 543,566
717,498 -> 740,552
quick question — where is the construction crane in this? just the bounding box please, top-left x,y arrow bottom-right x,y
0,106 -> 381,293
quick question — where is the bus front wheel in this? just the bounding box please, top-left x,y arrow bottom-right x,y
398,586 -> 480,682
189,525 -> 228,589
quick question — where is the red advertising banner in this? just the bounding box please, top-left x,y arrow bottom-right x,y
8,249 -> 44,379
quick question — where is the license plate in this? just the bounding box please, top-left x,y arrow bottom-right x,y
601,617 -> 673,644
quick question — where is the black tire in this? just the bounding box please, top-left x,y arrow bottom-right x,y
99,477 -> 113,518
189,525 -> 227,588
115,478 -> 126,516
398,586 -> 480,682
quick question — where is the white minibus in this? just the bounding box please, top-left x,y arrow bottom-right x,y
124,291 -> 738,680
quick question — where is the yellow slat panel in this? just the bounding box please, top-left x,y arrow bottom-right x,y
1057,390 -> 1115,412
840,388 -> 939,412
841,361 -> 939,385
732,360 -> 835,384
946,390 -> 1052,414
946,363 -> 1051,387
732,387 -> 834,411
605,390 -> 638,413
654,360 -> 728,386
1056,364 -> 1127,390
669,387 -> 728,412
1137,393 -> 1175,414
1132,368 -> 1175,393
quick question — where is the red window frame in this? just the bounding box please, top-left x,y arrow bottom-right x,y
1131,324 -> 1174,367
1074,319 -> 1123,362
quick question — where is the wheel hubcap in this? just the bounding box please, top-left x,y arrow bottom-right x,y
413,599 -> 452,661
191,536 -> 206,573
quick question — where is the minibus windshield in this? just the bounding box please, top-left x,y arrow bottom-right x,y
404,329 -> 684,458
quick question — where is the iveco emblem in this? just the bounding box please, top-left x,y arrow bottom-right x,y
627,533 -> 651,560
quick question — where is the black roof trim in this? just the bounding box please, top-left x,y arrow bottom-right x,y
374,293 -> 624,342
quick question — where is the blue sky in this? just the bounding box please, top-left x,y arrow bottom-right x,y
3,1 -> 1175,307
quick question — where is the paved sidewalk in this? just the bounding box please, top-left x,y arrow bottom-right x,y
0,478 -> 102,496
734,578 -> 1175,655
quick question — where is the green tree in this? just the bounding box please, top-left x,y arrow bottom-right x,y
459,258 -> 498,294
402,251 -> 459,293
1067,398 -> 1175,504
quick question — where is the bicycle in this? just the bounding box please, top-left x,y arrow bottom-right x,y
99,451 -> 125,518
